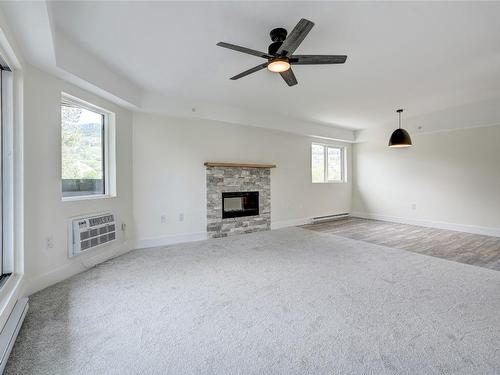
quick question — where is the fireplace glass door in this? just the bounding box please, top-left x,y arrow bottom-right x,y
222,191 -> 259,219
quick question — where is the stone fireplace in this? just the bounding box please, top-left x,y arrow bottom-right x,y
205,162 -> 275,238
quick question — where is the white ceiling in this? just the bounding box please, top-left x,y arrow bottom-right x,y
5,1 -> 500,136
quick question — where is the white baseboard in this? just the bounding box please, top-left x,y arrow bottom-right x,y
136,219 -> 316,248
135,231 -> 208,249
24,242 -> 132,296
271,217 -> 312,230
135,220 -> 315,249
351,211 -> 500,237
136,218 -> 317,248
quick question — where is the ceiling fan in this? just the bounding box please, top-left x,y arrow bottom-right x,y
217,18 -> 347,87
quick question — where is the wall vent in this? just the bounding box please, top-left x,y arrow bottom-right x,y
68,212 -> 116,257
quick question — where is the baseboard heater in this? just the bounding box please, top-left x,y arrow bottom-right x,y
312,213 -> 349,224
0,297 -> 29,373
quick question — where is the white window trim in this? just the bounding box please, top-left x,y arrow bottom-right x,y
311,143 -> 347,184
61,92 -> 116,202
1,66 -> 14,274
0,21 -> 26,333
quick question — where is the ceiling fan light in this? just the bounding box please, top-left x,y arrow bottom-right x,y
267,59 -> 290,73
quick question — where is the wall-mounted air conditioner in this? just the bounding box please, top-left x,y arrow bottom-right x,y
68,212 -> 116,258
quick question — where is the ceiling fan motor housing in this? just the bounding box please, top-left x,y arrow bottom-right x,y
268,41 -> 282,56
270,28 -> 287,42
269,28 -> 287,55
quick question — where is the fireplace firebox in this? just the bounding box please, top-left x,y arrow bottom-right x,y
222,191 -> 259,219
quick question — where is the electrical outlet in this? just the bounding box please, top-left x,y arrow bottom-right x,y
411,203 -> 417,211
179,213 -> 184,222
161,214 -> 167,224
46,235 -> 54,249
121,222 -> 127,244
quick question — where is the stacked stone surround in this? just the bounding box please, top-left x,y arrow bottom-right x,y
206,166 -> 271,238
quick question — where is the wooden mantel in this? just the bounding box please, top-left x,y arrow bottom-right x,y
204,162 -> 276,169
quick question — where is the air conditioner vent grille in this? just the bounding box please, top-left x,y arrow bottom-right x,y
69,212 -> 116,257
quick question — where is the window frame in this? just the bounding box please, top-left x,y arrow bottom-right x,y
61,93 -> 116,201
311,143 -> 347,184
0,60 -> 4,276
0,55 -> 14,278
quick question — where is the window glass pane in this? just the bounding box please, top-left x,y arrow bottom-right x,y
327,147 -> 342,181
311,144 -> 325,183
61,105 -> 105,197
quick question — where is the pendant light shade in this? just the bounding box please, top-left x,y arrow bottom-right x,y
389,109 -> 412,148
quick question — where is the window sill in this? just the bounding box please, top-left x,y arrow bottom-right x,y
62,194 -> 115,202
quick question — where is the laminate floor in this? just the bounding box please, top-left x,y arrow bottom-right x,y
302,217 -> 500,271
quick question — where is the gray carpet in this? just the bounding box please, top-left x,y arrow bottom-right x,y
6,228 -> 500,374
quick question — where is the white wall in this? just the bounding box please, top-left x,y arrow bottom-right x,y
352,124 -> 500,236
133,112 -> 352,246
23,65 -> 134,295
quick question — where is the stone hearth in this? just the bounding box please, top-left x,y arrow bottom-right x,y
206,164 -> 273,238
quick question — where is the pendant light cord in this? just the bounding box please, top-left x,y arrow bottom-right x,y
397,109 -> 403,129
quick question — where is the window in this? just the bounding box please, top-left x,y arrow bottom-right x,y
61,94 -> 115,199
0,54 -> 14,277
311,143 -> 346,183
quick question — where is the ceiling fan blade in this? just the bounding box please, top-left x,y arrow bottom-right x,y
280,69 -> 298,86
217,42 -> 271,59
290,55 -> 347,64
230,63 -> 268,80
277,18 -> 314,56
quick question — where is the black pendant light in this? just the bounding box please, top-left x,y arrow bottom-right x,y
389,109 -> 412,148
